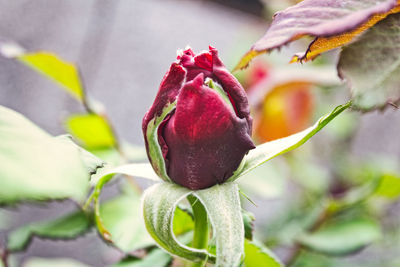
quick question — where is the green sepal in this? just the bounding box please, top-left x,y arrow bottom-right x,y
142,183 -> 215,263
142,181 -> 245,267
145,102 -> 176,182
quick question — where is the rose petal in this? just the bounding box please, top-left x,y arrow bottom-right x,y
210,47 -> 253,134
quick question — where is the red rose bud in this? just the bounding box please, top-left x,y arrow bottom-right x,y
143,46 -> 255,190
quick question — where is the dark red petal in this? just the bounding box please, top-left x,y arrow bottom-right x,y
142,63 -> 186,171
184,47 -> 195,57
209,47 -> 253,134
194,52 -> 213,72
157,112 -> 173,166
178,46 -> 252,134
176,48 -> 195,65
163,73 -> 255,190
142,63 -> 186,132
179,49 -> 213,81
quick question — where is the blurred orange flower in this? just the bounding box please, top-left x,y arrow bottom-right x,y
254,81 -> 313,142
238,59 -> 332,143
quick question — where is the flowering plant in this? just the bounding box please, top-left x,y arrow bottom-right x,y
0,0 -> 399,266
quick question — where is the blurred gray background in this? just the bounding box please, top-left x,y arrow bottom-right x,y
0,0 -> 399,266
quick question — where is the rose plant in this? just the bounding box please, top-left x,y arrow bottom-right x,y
136,47 -> 350,266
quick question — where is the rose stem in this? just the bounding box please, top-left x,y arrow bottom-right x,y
187,195 -> 209,267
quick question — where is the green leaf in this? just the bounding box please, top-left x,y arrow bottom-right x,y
327,173 -> 382,212
242,210 -> 255,241
374,173 -> 400,199
7,211 -> 90,252
24,257 -> 90,267
233,102 -> 351,180
142,183 -> 214,263
296,218 -> 381,255
244,239 -> 283,267
194,182 -> 244,267
173,206 -> 194,236
65,114 -> 116,149
18,52 -> 85,101
57,135 -> 105,176
99,185 -> 154,253
291,251 -> 342,267
0,106 -> 103,204
112,249 -> 172,267
338,13 -> 400,110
